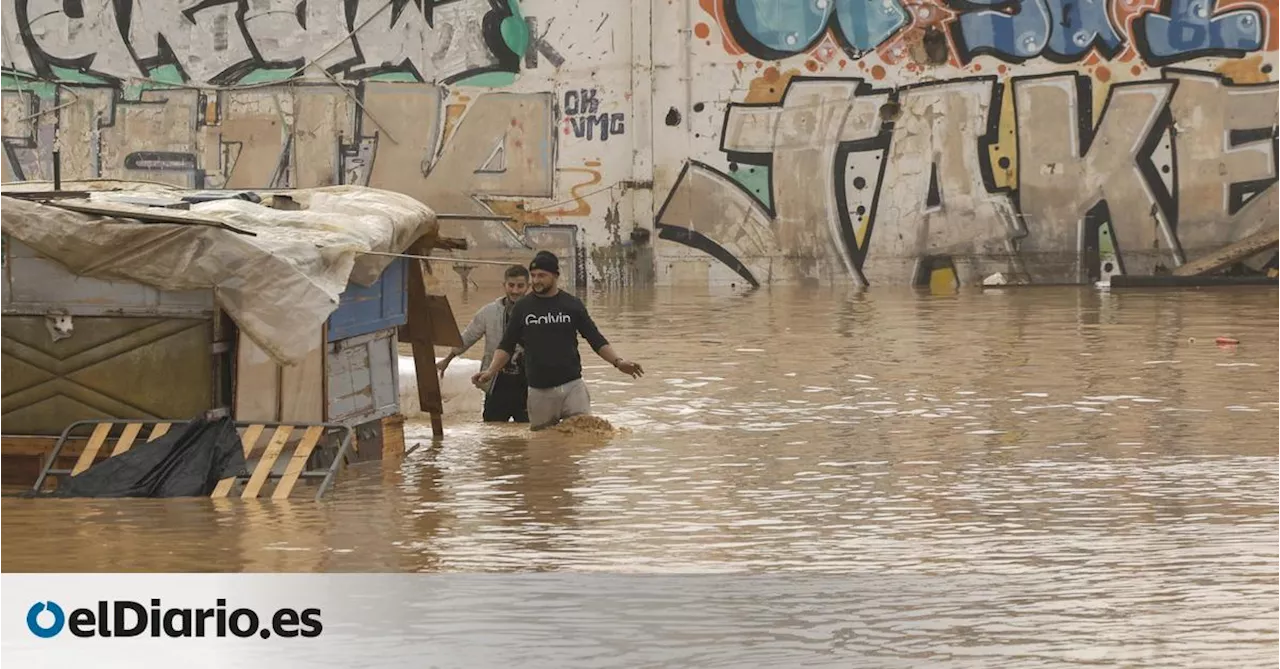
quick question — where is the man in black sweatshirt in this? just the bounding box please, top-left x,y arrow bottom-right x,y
472,251 -> 644,430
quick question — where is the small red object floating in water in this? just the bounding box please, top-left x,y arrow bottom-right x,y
1216,337 -> 1239,346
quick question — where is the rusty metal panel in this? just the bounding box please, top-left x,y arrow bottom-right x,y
325,328 -> 400,425
2,237 -> 215,316
1,315 -> 215,435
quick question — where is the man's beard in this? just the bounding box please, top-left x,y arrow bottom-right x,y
533,284 -> 550,293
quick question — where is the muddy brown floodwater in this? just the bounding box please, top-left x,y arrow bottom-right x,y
3,286 -> 1277,666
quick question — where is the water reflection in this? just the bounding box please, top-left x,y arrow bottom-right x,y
2,286 -> 1276,664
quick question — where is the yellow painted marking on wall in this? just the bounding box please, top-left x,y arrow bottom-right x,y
988,87 -> 1018,190
929,267 -> 958,294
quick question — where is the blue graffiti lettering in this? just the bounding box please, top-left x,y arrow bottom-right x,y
954,0 -> 1052,61
725,0 -> 908,58
1046,0 -> 1126,59
1138,0 -> 1264,63
953,0 -> 1124,62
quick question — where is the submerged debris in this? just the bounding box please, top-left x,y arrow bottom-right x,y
550,415 -> 628,436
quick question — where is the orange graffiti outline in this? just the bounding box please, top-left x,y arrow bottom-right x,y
550,168 -> 602,217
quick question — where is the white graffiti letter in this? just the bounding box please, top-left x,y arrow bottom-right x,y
128,0 -> 256,84
867,79 -> 1021,285
17,0 -> 136,78
241,0 -> 357,70
723,79 -> 887,282
1165,71 -> 1278,255
1014,74 -> 1177,277
349,0 -> 499,82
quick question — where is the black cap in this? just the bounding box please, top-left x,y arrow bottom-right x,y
530,250 -> 560,275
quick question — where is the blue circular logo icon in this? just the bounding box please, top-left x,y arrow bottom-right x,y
27,602 -> 65,638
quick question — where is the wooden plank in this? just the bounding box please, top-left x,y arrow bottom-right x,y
241,426 -> 292,499
1173,226 -> 1280,277
271,426 -> 325,500
2,436 -> 64,457
212,424 -> 265,498
1110,274 -> 1278,288
280,331 -> 326,422
110,423 -> 143,456
235,333 -> 282,422
71,424 -> 113,475
148,423 -> 171,441
424,295 -> 464,349
404,246 -> 445,439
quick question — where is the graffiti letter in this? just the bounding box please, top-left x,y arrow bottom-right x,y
2,89 -> 51,180
241,0 -> 356,70
1014,75 -> 1177,278
97,90 -> 204,187
724,0 -> 907,59
348,0 -> 503,82
726,80 -> 888,281
564,90 -> 580,115
655,162 -> 781,288
865,79 -> 1021,285
1164,71 -> 1278,254
610,113 -> 626,136
2,1 -> 34,73
1137,0 -> 1264,64
834,0 -> 910,52
422,93 -> 554,247
524,17 -> 566,69
579,89 -> 600,115
952,0 -> 1052,62
16,0 -> 137,79
203,95 -> 290,189
1045,0 -> 1127,59
127,0 -> 257,84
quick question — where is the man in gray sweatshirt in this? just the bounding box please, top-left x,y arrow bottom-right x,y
437,265 -> 531,422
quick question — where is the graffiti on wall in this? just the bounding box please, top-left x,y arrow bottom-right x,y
0,0 -> 562,252
562,89 -> 626,141
702,0 -> 1269,65
665,1 -> 1278,287
1,82 -> 555,247
2,0 -> 525,85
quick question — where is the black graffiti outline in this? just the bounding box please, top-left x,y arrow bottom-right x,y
653,161 -> 767,288
720,0 -> 914,62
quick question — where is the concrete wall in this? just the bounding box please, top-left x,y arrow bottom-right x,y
2,0 -> 1276,288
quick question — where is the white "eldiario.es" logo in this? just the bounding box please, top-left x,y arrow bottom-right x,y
525,312 -> 571,325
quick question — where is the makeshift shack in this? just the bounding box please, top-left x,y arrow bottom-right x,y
0,181 -> 461,494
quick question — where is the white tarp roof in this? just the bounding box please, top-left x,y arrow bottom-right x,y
1,183 -> 436,366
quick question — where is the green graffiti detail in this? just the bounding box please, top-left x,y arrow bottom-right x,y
501,0 -> 530,64
455,0 -> 527,88
731,165 -> 772,210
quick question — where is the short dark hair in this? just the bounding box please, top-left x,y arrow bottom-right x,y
504,264 -> 530,281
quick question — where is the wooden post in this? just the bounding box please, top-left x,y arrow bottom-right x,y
1173,226 -> 1279,277
404,238 -> 446,439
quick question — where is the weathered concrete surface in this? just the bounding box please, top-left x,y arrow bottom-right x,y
2,0 -> 1276,287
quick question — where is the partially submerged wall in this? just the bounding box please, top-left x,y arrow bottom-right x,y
3,0 -> 1277,288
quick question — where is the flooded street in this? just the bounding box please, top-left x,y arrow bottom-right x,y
4,286 -> 1277,666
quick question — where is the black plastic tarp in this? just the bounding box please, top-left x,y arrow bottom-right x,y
38,415 -> 247,498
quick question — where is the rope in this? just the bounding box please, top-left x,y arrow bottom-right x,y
358,250 -> 527,267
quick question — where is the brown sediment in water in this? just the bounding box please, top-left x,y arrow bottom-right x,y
550,415 -> 629,436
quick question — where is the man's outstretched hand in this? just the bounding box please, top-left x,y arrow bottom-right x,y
615,360 -> 644,379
